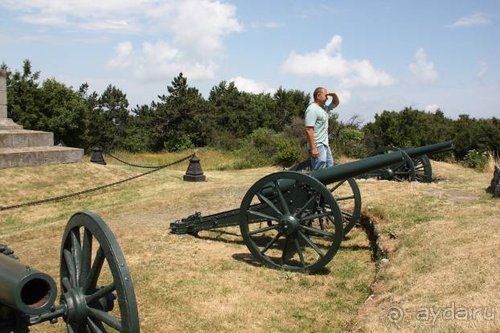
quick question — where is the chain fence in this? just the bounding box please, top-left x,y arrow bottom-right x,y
0,153 -> 194,212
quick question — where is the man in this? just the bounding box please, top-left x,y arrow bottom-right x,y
304,87 -> 340,170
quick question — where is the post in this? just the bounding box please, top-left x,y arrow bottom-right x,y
0,69 -> 6,118
183,154 -> 206,182
90,147 -> 106,165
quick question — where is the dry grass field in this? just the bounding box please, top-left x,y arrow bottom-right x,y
0,151 -> 498,332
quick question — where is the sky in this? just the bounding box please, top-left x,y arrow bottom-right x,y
0,0 -> 499,123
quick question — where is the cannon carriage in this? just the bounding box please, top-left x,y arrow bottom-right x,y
0,211 -> 139,333
170,148 -> 415,273
171,141 -> 453,273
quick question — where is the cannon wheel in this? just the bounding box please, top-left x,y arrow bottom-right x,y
367,147 -> 416,182
413,154 -> 432,183
240,171 -> 344,273
288,160 -> 361,235
59,211 -> 140,333
390,150 -> 417,182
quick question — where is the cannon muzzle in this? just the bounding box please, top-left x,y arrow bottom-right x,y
403,140 -> 453,158
0,254 -> 57,316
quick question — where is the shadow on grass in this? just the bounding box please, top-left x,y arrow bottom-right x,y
196,229 -> 371,253
231,252 -> 332,275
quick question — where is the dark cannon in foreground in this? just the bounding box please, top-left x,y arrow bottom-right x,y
357,140 -> 453,182
170,147 -> 414,273
0,211 -> 139,333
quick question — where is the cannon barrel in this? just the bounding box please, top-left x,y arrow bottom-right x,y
310,150 -> 405,185
260,150 -> 406,198
403,140 -> 453,158
0,254 -> 57,316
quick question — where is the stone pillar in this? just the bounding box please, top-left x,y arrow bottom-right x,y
0,69 -> 7,118
0,69 -> 22,130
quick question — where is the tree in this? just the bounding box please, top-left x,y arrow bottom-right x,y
122,104 -> 156,152
453,115 -> 500,159
273,87 -> 310,125
152,73 -> 210,151
5,60 -> 41,128
6,60 -> 86,147
96,85 -> 130,150
38,79 -> 86,147
363,107 -> 454,153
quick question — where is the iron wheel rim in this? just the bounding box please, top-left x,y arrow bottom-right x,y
59,211 -> 139,333
240,171 -> 344,273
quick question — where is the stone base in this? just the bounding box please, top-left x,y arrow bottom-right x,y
0,129 -> 53,148
0,118 -> 23,130
0,146 -> 84,169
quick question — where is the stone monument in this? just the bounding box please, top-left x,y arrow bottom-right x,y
0,69 -> 84,169
0,70 -> 22,130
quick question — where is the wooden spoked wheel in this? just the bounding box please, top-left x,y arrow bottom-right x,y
240,172 -> 344,273
413,154 -> 433,182
59,211 -> 139,333
289,160 -> 362,235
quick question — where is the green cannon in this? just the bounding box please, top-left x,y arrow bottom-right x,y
171,148 -> 412,273
0,211 -> 139,333
357,140 -> 454,182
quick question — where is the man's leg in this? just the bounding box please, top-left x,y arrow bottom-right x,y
325,146 -> 334,168
311,144 -> 328,170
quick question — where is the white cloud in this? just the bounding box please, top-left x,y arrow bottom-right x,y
424,104 -> 440,112
2,0 -> 146,31
80,19 -> 139,33
250,21 -> 281,29
449,13 -> 492,27
108,41 -> 134,68
20,14 -> 67,26
282,35 -> 396,88
229,76 -> 275,94
6,0 -> 243,81
168,0 -> 243,58
409,48 -> 438,82
338,90 -> 351,105
3,0 -> 242,70
108,40 -> 217,81
477,60 -> 488,78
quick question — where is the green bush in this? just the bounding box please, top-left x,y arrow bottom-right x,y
231,128 -> 303,169
273,134 -> 303,167
209,130 -> 241,151
163,133 -> 194,152
462,149 -> 489,170
335,127 -> 366,158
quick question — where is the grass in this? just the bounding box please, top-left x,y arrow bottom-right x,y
1,150 -> 499,332
354,161 -> 500,333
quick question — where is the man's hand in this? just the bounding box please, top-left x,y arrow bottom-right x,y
310,147 -> 319,158
327,91 -> 340,106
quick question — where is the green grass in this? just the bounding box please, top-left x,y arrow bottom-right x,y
1,155 -> 498,332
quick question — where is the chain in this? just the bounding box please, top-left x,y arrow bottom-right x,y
105,152 -> 184,168
0,154 -> 194,212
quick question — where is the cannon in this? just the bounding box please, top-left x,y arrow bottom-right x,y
0,211 -> 139,333
357,140 -> 453,182
170,148 -> 412,273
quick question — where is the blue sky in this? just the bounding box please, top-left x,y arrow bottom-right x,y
0,0 -> 498,123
